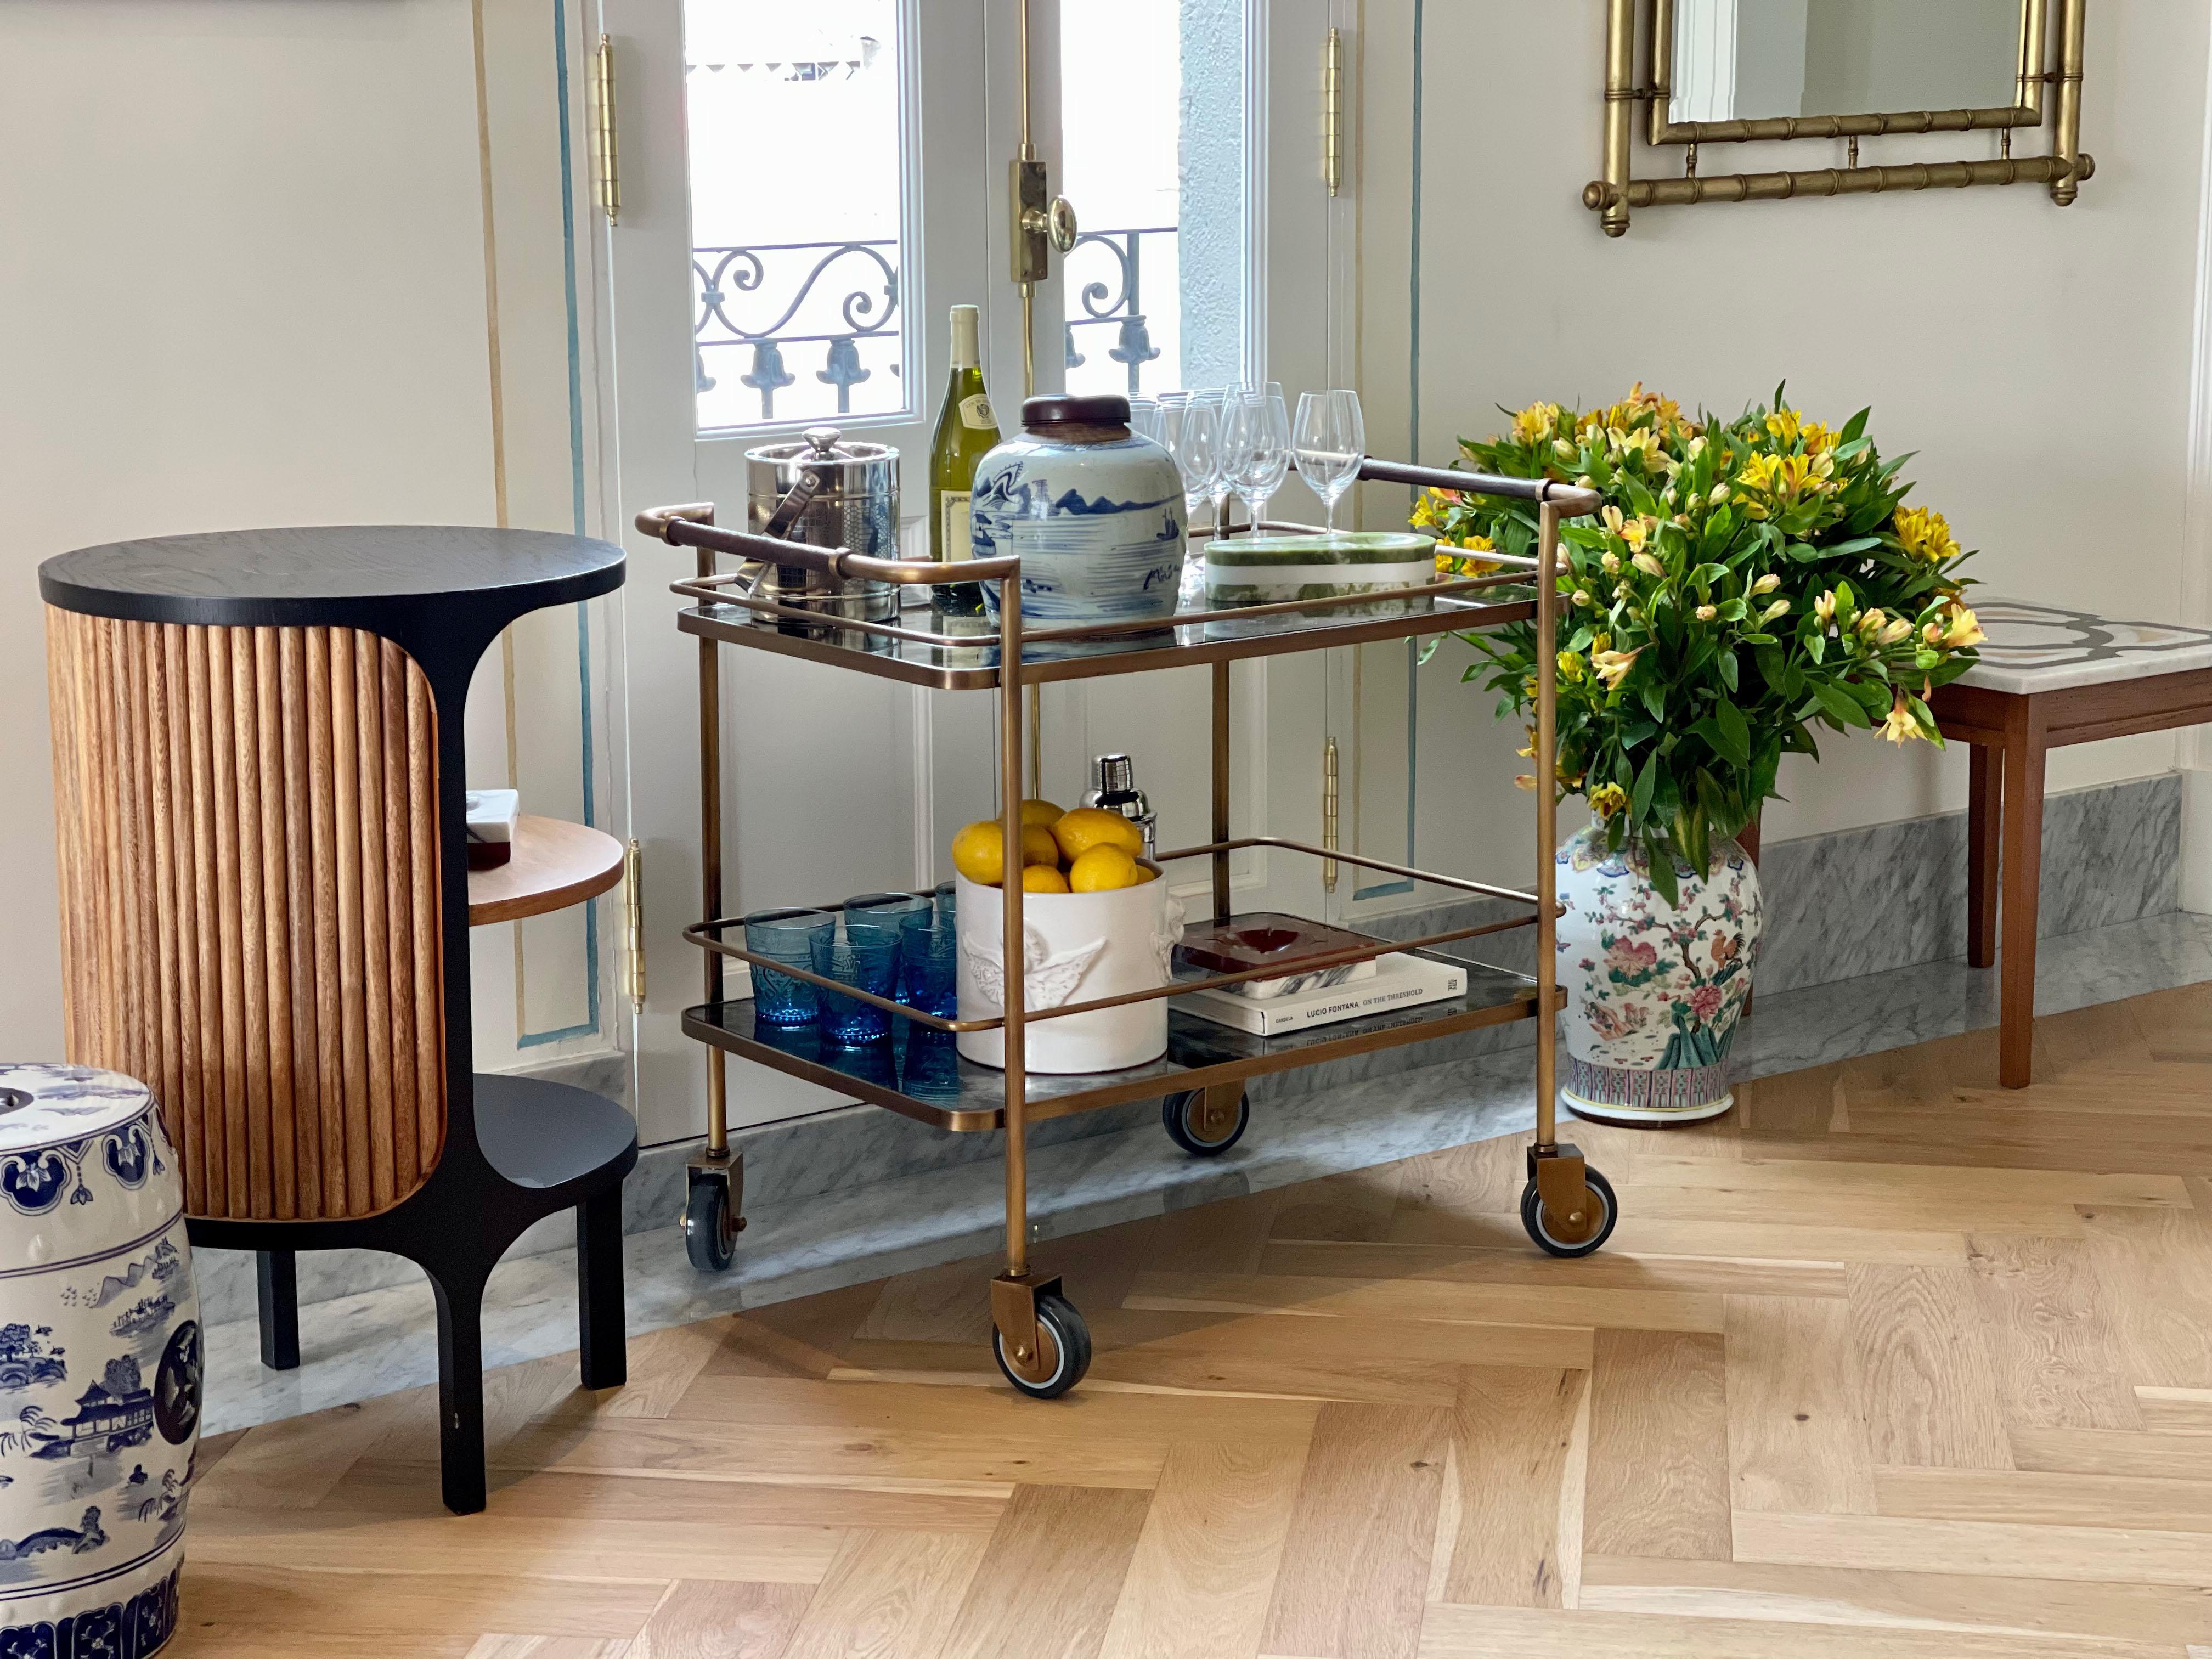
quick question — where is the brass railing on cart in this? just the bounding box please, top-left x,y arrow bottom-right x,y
637,455 -> 1615,1396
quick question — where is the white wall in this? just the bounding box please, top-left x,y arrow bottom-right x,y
0,1 -> 616,1065
1353,0 -> 2207,890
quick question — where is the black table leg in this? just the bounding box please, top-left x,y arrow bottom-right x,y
256,1250 -> 301,1372
430,1259 -> 492,1516
577,1188 -> 627,1391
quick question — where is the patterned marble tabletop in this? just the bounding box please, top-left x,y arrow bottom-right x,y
1955,598 -> 2212,695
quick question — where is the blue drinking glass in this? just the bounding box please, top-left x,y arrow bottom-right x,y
900,1025 -> 962,1106
844,891 -> 931,939
744,908 -> 834,1026
932,879 -> 958,921
898,911 -> 960,1019
811,928 -> 898,1043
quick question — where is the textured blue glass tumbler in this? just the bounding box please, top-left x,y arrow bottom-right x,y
898,911 -> 960,1019
811,928 -> 899,1043
744,908 -> 834,1026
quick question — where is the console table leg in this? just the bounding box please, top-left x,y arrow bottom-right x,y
430,1261 -> 491,1516
256,1250 -> 301,1372
1998,713 -> 2047,1089
577,1188 -> 627,1391
1968,741 -> 2001,970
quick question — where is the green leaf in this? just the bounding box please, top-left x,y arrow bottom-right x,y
1689,715 -> 1747,768
1630,753 -> 1658,821
1716,648 -> 1739,693
1640,678 -> 1668,722
1646,848 -> 1680,909
1813,681 -> 1871,728
1714,698 -> 1750,761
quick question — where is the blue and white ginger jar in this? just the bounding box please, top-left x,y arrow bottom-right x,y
971,395 -> 1186,625
0,1065 -> 199,1657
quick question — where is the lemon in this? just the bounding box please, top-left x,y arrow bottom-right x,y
951,819 -> 1006,886
1021,824 -> 1060,867
1052,806 -> 1144,865
1018,798 -> 1065,830
1020,863 -> 1071,893
1068,843 -> 1139,893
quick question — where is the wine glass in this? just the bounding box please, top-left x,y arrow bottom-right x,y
1294,390 -> 1365,532
1191,388 -> 1236,535
1127,396 -> 1161,444
1161,394 -> 1221,527
1227,383 -> 1291,535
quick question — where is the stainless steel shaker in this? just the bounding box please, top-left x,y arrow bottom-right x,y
743,425 -> 900,625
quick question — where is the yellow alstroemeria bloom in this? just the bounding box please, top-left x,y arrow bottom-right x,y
1765,408 -> 1803,447
1813,590 -> 1837,628
1760,598 -> 1792,623
1695,603 -> 1718,622
1558,651 -> 1587,682
1894,505 -> 1959,566
1801,420 -> 1839,455
1750,572 -> 1781,596
1857,607 -> 1888,637
1940,603 -> 1984,650
1590,646 -> 1642,689
1514,773 -> 1541,792
1589,782 -> 1628,819
1615,427 -> 1663,465
1876,617 -> 1912,647
1513,400 -> 1563,447
1880,693 -> 1923,746
1632,551 -> 1666,579
1553,438 -> 1578,462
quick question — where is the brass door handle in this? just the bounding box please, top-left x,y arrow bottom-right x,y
1011,161 -> 1079,281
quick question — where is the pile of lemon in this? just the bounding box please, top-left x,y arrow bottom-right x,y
951,801 -> 1155,894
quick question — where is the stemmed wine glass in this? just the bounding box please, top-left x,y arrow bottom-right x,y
1293,390 -> 1365,532
1189,387 -> 1235,535
1226,383 -> 1291,535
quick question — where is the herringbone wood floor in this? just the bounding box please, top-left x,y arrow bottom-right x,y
177,985 -> 2212,1657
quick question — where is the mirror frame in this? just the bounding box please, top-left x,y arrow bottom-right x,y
1585,0 -> 2090,236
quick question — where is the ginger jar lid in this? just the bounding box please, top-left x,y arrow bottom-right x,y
0,1065 -> 153,1156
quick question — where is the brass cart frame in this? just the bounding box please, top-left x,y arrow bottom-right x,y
637,457 -> 1610,1393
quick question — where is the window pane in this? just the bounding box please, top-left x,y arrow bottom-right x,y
1059,0 -> 1248,400
685,1 -> 910,433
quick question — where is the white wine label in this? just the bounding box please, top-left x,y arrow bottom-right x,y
959,394 -> 995,431
940,492 -> 974,562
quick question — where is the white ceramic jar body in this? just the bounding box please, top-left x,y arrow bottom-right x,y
0,1065 -> 199,1658
1555,828 -> 1763,1125
970,427 -> 1187,624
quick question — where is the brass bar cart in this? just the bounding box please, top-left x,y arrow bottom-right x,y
638,458 -> 1614,1396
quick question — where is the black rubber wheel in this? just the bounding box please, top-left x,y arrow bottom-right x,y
1161,1088 -> 1250,1157
991,1291 -> 1092,1399
1520,1166 -> 1620,1259
682,1178 -> 738,1273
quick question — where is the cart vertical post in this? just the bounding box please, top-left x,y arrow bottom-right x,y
684,523 -> 743,1270
1526,490 -> 1601,1246
1210,660 -> 1231,918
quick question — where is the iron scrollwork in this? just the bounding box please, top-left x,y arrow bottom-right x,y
693,239 -> 901,422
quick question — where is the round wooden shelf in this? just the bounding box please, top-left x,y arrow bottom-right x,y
468,815 -> 625,926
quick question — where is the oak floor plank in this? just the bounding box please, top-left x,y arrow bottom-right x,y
1966,1233 -> 2144,1431
467,1640 -> 634,1659
1271,1164 -> 1406,1242
194,1389 -> 428,1510
627,1582 -> 810,1659
1258,1402 -> 1451,1659
698,1283 -> 882,1380
2078,1204 -> 2212,1393
780,1528 -> 991,1659
1581,1553 -> 2212,1648
1126,1269 -> 1721,1333
1874,1465 -> 2212,1533
1583,1331 -> 1731,1560
179,1561 -> 664,1641
1146,1187 -> 1286,1274
597,1317 -> 733,1419
1418,1601 -> 2185,1657
1848,1263 -> 2015,1469
1593,1216 -> 1971,1266
1254,1238 -> 1846,1299
2136,1386 -> 2212,1434
1097,1437 -> 1313,1659
1734,1509 -> 2212,1587
940,1485 -> 1153,1659
1438,1367 -> 1589,1609
2011,1425 -> 2212,1481
1723,1295 -> 1876,1514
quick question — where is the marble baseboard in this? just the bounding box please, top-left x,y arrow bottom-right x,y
193,773 -> 2182,1330
202,906 -> 2212,1435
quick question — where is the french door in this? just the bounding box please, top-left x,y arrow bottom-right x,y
602,0 -> 1351,1146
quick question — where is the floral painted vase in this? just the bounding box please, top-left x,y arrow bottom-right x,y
0,1064 -> 199,1658
1556,826 -> 1762,1125
971,394 -> 1186,626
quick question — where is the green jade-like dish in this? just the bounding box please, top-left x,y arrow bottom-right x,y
1204,531 -> 1438,617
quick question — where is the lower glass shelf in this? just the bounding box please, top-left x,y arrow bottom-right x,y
681,953 -> 1545,1132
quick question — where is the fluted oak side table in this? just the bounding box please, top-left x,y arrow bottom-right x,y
40,525 -> 634,1515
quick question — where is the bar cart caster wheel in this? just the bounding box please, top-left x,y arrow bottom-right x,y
683,1173 -> 742,1273
1162,1088 -> 1249,1158
992,1291 -> 1092,1399
1520,1166 -> 1618,1258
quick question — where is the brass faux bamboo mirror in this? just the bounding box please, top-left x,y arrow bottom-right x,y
1585,0 -> 2090,236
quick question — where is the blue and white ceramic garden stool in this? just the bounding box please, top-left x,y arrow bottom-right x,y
0,1065 -> 198,1659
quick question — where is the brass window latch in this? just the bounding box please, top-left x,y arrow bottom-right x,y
1322,736 -> 1340,894
592,33 -> 620,228
1323,27 -> 1344,197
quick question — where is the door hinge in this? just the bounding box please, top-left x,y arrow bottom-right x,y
592,32 -> 620,227
622,837 -> 646,1012
1322,736 -> 1340,894
1323,26 -> 1345,197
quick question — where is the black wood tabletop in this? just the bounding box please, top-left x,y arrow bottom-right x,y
39,524 -> 624,638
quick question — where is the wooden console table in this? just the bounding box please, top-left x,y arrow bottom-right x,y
41,525 -> 633,1514
1928,599 -> 2212,1088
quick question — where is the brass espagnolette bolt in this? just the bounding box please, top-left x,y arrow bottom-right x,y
1322,737 -> 1340,894
623,838 -> 646,1012
591,33 -> 620,227
1323,27 -> 1345,196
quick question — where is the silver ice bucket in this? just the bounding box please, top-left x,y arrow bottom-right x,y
744,425 -> 900,625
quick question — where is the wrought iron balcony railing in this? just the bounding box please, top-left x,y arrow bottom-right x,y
692,226 -> 1181,427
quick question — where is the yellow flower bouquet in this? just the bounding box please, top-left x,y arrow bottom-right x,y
1418,385 -> 1980,905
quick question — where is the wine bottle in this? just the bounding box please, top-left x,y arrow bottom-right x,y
928,304 -> 1000,615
